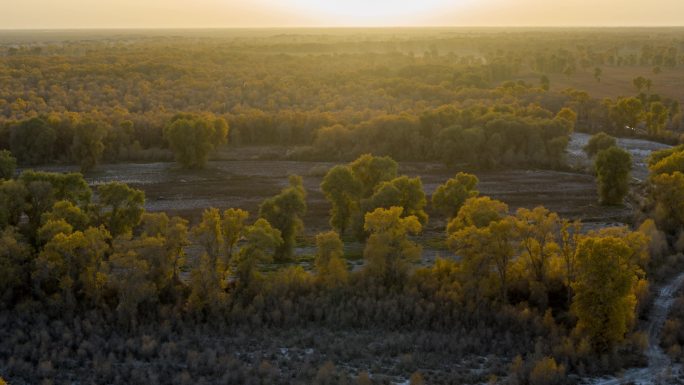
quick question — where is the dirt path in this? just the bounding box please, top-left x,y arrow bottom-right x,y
589,272 -> 684,385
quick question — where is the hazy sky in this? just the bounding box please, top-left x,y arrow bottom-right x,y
3,0 -> 684,29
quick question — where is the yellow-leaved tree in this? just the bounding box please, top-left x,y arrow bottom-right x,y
571,236 -> 642,351
363,206 -> 422,286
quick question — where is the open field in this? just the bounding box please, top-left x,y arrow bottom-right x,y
519,65 -> 684,104
35,132 -> 664,232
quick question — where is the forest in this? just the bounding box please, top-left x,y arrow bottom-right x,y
2,28 -> 684,384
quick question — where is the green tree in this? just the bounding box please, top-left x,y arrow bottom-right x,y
234,218 -> 283,287
612,97 -> 643,131
363,206 -> 422,286
321,165 -> 362,235
10,117 -> 56,165
0,150 -> 16,180
572,236 -> 639,351
365,176 -> 428,225
0,227 -> 32,305
139,212 -> 190,282
583,132 -> 616,157
595,146 -> 632,205
108,237 -> 158,326
259,175 -> 307,260
645,101 -> 669,136
33,226 -> 111,308
20,171 -> 92,235
0,179 -> 28,229
431,172 -> 479,218
19,170 -> 91,205
97,182 -> 145,237
633,76 -> 649,93
540,75 -> 550,91
349,154 -> 398,198
163,113 -> 229,169
594,67 -> 602,82
71,119 -> 106,173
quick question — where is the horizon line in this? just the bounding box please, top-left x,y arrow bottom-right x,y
2,25 -> 684,31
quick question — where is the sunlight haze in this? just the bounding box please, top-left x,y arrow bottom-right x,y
3,0 -> 684,28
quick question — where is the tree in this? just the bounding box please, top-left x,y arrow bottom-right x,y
321,165 -> 362,235
71,119 -> 106,173
33,226 -> 111,308
644,101 -> 669,136
187,253 -> 224,315
539,75 -> 550,91
583,132 -> 616,157
0,179 -> 28,229
97,182 -> 145,237
259,175 -> 307,261
192,207 -> 248,275
447,196 -> 508,233
139,212 -> 190,282
559,218 -> 582,304
449,215 -> 516,302
633,76 -> 649,93
572,236 -> 639,351
365,176 -> 428,225
192,208 -> 224,263
363,206 -> 422,286
41,200 -> 89,231
233,218 -> 283,287
612,97 -> 643,131
593,67 -> 602,82
19,170 -> 92,206
649,150 -> 684,176
108,237 -> 158,326
431,172 -> 479,218
0,150 -> 16,180
529,357 -> 565,385
19,171 -> 92,235
37,219 -> 73,245
650,171 -> 684,233
0,227 -> 32,305
314,231 -> 348,287
555,107 -> 577,132
10,117 -> 56,165
515,206 -> 559,283
163,113 -> 229,169
595,146 -> 632,205
349,154 -> 398,198
222,208 -> 249,261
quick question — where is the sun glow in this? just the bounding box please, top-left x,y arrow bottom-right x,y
284,0 -> 471,26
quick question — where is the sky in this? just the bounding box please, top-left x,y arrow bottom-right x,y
2,0 -> 684,29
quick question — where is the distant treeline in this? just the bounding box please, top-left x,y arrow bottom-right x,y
1,31 -> 684,171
